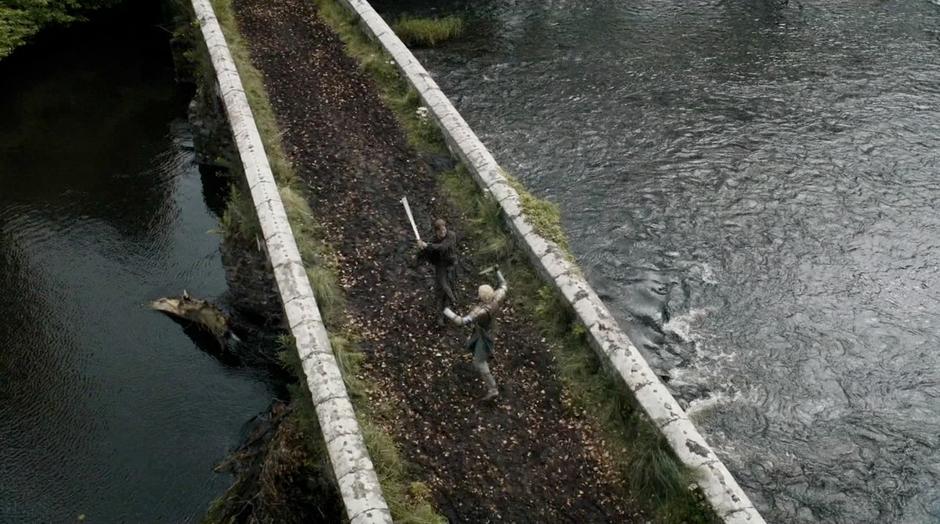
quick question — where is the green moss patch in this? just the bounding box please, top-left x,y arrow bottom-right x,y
392,15 -> 464,48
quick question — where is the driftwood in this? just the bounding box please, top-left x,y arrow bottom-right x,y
150,290 -> 234,348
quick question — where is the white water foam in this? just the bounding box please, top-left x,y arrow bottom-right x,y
689,261 -> 719,285
663,307 -> 708,342
686,390 -> 746,418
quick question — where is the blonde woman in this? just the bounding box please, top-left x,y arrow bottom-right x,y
444,269 -> 508,401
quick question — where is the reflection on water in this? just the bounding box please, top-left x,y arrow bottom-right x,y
0,10 -> 270,523
374,0 -> 940,521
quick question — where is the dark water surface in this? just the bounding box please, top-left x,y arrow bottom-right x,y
376,0 -> 940,522
0,13 -> 270,523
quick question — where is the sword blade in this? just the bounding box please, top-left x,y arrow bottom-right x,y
400,197 -> 422,241
478,265 -> 498,276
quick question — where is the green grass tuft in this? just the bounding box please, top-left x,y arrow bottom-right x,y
392,15 -> 464,48
440,166 -> 510,259
220,186 -> 261,242
504,173 -> 571,253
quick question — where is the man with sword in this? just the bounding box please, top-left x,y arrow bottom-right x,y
401,197 -> 458,325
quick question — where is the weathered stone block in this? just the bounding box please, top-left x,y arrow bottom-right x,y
301,352 -> 349,406
523,231 -> 551,260
571,290 -> 610,329
248,177 -> 279,208
554,272 -> 586,306
317,396 -> 365,449
509,214 -> 534,239
339,468 -> 393,524
291,316 -> 332,357
286,296 -> 325,331
540,249 -> 572,279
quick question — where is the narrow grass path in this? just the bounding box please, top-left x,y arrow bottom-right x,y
231,0 -> 643,520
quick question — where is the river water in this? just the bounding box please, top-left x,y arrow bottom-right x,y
375,0 -> 940,522
0,11 -> 271,522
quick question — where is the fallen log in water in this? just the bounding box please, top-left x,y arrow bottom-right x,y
151,290 -> 234,349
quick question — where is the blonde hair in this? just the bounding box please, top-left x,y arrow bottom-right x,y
478,284 -> 495,303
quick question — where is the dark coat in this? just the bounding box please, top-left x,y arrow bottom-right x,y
420,230 -> 457,268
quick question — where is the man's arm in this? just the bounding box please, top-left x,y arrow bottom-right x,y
493,270 -> 508,303
443,307 -> 469,326
422,231 -> 455,253
444,305 -> 489,326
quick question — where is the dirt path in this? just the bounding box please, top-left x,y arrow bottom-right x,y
232,0 -> 640,521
